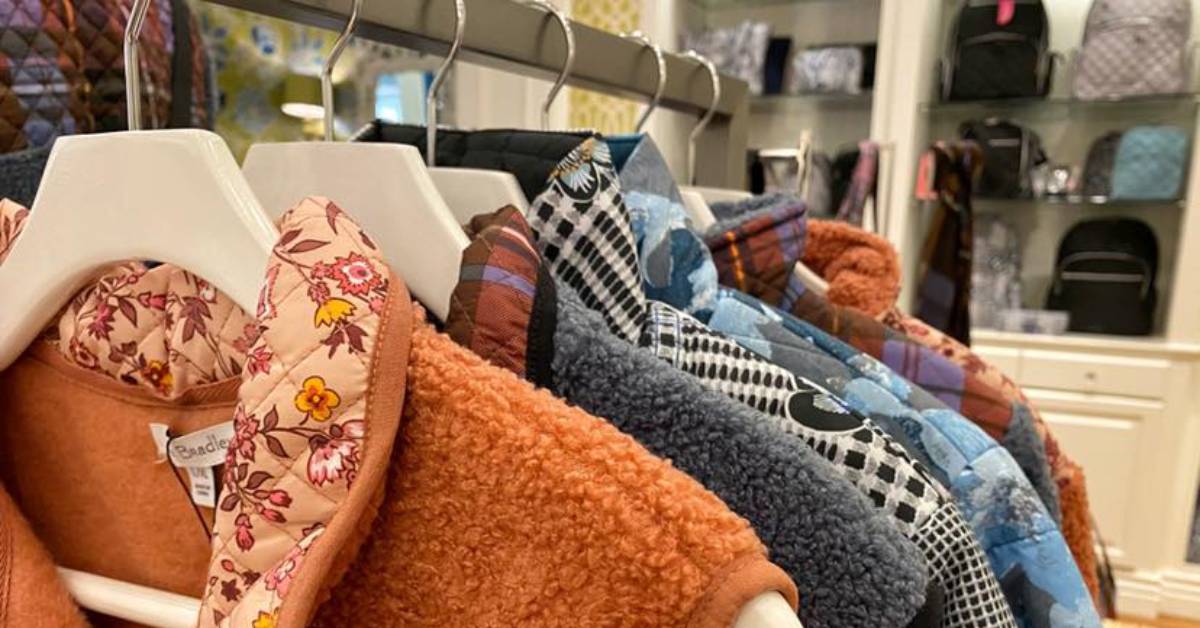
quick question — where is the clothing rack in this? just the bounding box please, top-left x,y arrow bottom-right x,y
203,0 -> 751,187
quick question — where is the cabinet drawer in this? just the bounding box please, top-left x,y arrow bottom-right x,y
1018,350 -> 1171,398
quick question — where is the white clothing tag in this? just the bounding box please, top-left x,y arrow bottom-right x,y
149,422 -> 231,509
187,466 -> 217,508
149,423 -> 171,462
165,422 -> 234,469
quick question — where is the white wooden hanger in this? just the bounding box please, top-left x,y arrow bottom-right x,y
241,0 -> 468,322
0,1 -> 273,624
425,0 -> 529,222
676,49 -> 719,232
0,0 -> 277,372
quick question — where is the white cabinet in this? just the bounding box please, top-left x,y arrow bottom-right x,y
974,331 -> 1200,619
1023,390 -> 1162,568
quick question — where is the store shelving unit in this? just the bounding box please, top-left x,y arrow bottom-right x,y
685,0 -> 881,163
921,92 -> 1200,115
867,1 -> 1200,620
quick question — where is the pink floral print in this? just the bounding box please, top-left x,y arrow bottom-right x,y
0,199 -> 28,264
0,197 -> 391,627
51,260 -> 254,398
199,197 -> 391,627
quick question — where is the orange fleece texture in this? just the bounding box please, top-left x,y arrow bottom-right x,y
804,218 -> 1101,605
0,347 -> 235,600
802,219 -> 902,317
311,320 -> 797,628
0,483 -> 89,628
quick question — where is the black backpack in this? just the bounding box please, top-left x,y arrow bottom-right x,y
943,0 -> 1053,101
960,119 -> 1047,198
1045,218 -> 1158,335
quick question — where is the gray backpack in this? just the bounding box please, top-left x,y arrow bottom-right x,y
1080,131 -> 1123,198
1072,0 -> 1192,100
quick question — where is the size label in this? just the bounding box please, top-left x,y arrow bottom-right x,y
187,466 -> 217,508
164,422 -> 234,468
148,422 -> 230,509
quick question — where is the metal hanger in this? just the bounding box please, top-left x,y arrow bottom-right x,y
620,31 -> 665,133
676,50 -> 720,230
527,0 -> 574,131
242,0 -> 469,321
426,0 -> 529,221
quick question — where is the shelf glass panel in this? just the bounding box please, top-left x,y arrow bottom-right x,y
922,93 -> 1199,116
972,196 -> 1185,210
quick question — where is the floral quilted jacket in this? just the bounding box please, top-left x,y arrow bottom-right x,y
610,137 -> 1100,628
708,195 -> 1101,605
0,198 -> 798,628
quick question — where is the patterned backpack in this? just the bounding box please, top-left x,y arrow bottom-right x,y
1110,125 -> 1189,200
1072,0 -> 1191,100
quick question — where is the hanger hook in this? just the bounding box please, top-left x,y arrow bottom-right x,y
427,0 -> 465,166
681,49 -> 720,185
322,0 -> 363,142
621,31 -> 664,134
123,0 -> 153,131
527,0 -> 574,131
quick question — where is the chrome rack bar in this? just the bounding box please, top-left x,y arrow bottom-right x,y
203,0 -> 749,186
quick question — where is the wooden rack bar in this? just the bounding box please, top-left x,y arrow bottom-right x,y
203,0 -> 750,186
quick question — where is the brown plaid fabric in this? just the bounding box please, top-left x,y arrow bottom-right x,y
705,206 -> 1016,444
446,206 -> 557,389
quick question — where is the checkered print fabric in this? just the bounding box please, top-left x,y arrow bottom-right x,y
640,302 -> 1016,626
527,138 -> 645,343
642,301 -> 942,536
920,503 -> 1018,628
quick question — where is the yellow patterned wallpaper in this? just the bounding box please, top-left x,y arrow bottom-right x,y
568,0 -> 640,134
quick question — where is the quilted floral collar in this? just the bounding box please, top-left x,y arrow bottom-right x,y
0,196 -> 415,628
445,205 -> 557,388
199,197 -> 412,627
0,198 -> 257,399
